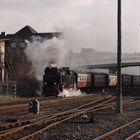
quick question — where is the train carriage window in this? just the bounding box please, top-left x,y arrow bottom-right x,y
85,76 -> 86,81
87,76 -> 90,82
81,77 -> 83,81
95,76 -> 97,80
87,77 -> 89,82
85,76 -> 87,81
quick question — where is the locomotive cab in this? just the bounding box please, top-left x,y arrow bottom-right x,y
61,67 -> 76,89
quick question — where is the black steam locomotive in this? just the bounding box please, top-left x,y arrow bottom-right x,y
42,67 -> 76,96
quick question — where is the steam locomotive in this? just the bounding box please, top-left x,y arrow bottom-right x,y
42,67 -> 140,96
42,67 -> 76,96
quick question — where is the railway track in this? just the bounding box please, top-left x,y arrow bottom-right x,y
0,96 -> 56,106
94,118 -> 140,140
18,98 -> 140,140
0,96 -> 139,140
0,96 -> 114,139
125,130 -> 140,140
0,94 -> 106,114
0,96 -> 104,131
0,91 -> 105,106
0,88 -> 132,114
0,86 -> 136,114
0,86 -> 137,107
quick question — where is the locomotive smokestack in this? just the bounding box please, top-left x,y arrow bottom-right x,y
48,63 -> 57,68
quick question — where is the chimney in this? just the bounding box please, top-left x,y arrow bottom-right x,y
1,32 -> 5,38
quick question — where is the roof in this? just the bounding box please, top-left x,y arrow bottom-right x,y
0,25 -> 62,40
14,25 -> 38,39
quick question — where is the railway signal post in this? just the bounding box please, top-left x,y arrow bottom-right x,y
29,99 -> 40,114
116,0 -> 123,113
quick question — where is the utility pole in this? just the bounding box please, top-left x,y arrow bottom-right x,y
138,24 -> 140,78
116,0 -> 123,113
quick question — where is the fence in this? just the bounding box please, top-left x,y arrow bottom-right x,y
0,80 -> 42,97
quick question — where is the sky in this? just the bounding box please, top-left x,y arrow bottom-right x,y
0,0 -> 140,53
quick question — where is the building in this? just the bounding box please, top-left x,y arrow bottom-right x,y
0,25 -> 61,81
0,40 -> 5,82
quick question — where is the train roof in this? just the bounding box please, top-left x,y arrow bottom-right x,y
75,70 -> 107,75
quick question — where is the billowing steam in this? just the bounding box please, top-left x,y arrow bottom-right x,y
58,89 -> 84,97
24,36 -> 66,80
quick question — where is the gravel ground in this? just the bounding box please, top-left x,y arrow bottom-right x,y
0,88 -> 139,140
40,94 -> 140,140
42,103 -> 140,140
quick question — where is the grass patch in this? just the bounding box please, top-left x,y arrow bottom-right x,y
115,111 -> 127,117
0,95 -> 20,103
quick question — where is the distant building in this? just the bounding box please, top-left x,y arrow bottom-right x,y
0,25 -> 61,81
80,48 -> 95,59
0,40 -> 5,81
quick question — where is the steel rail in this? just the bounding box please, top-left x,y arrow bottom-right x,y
0,97 -> 113,139
0,97 -> 106,134
0,86 -> 135,106
0,97 -> 138,132
0,94 -> 101,114
0,96 -> 56,106
17,97 -> 116,140
1,97 -> 139,140
18,98 -> 140,140
93,118 -> 140,140
0,97 -> 100,131
18,104 -> 115,140
125,130 -> 140,140
0,112 -> 76,139
87,98 -> 140,114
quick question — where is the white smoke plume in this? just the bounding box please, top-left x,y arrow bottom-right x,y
24,36 -> 66,80
58,89 -> 84,97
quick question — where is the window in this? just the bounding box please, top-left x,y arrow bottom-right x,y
10,43 -> 16,48
20,42 -> 26,48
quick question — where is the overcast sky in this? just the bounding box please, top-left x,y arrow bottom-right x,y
0,0 -> 140,53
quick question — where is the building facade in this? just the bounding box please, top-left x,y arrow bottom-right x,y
0,25 -> 61,81
0,40 -> 5,82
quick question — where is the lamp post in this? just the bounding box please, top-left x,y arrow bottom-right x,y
116,0 -> 123,113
